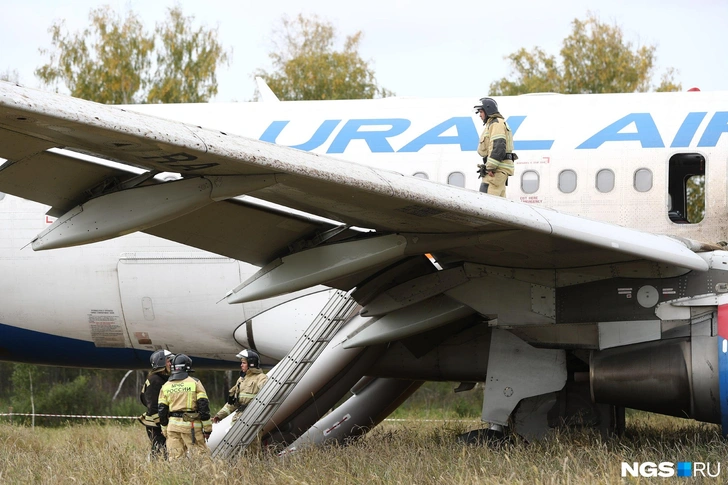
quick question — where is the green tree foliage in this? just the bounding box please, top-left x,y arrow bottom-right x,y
0,362 -> 233,426
490,12 -> 681,95
36,6 -> 153,104
148,7 -> 229,103
35,6 -> 229,104
686,175 -> 705,223
256,14 -> 393,100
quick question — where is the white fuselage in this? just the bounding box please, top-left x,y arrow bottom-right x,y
1,90 -> 727,368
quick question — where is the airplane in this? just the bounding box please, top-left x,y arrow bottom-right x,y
1,80 -> 728,448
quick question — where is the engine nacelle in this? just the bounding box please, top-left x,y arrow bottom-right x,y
590,336 -> 720,424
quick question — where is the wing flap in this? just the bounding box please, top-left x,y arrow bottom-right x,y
145,197 -> 346,266
0,149 -> 136,214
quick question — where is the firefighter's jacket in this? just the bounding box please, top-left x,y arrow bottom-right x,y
158,375 -> 212,434
139,368 -> 169,427
214,368 -> 268,421
477,113 -> 515,175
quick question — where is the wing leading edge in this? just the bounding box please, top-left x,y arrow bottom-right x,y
0,82 -> 709,287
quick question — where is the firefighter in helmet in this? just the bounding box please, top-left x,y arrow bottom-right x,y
158,354 -> 213,460
212,349 -> 268,424
474,97 -> 517,197
138,349 -> 174,459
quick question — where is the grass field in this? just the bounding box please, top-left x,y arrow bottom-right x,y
0,412 -> 725,484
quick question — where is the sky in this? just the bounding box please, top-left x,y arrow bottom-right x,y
1,0 -> 726,102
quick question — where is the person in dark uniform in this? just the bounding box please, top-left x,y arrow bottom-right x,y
138,349 -> 174,459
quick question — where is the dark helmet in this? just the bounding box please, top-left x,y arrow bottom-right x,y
474,97 -> 499,116
236,349 -> 260,369
170,353 -> 193,380
150,349 -> 174,370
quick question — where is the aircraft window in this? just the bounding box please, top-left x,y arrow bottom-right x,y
413,172 -> 429,179
0,192 -> 4,201
634,169 -> 653,193
596,169 -> 615,193
558,170 -> 577,193
447,172 -> 465,187
667,153 -> 705,223
521,170 -> 539,194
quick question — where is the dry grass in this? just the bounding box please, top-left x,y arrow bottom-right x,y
0,413 -> 725,484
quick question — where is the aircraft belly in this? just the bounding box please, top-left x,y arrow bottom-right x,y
0,254 -> 126,345
0,321 -> 142,368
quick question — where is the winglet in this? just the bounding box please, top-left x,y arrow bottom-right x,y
255,77 -> 280,102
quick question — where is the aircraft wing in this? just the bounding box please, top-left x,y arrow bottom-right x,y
0,82 -> 709,280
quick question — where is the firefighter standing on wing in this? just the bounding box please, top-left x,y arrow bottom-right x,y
158,354 -> 213,460
138,349 -> 174,459
212,349 -> 268,424
475,97 -> 517,197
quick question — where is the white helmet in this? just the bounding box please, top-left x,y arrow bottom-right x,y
236,349 -> 261,368
150,349 -> 174,369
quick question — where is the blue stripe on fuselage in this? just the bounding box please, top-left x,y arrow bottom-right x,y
719,337 -> 728,436
0,322 -> 235,370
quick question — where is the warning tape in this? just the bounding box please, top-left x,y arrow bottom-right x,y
0,413 -> 136,420
384,418 -> 480,422
0,414 -> 479,422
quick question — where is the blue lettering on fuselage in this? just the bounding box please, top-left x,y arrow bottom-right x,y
576,113 -> 664,149
671,112 -> 707,147
259,111 -> 725,154
328,119 -> 411,153
399,117 -> 478,152
507,116 -> 555,150
698,112 -> 728,147
260,119 -> 341,151
259,116 -> 555,153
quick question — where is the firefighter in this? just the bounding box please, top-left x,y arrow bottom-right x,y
138,349 -> 174,459
475,97 -> 517,197
212,349 -> 268,424
158,354 -> 213,461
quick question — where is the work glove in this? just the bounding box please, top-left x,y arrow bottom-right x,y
203,426 -> 212,441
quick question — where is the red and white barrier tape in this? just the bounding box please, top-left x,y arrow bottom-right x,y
0,413 -> 136,419
0,413 -> 479,421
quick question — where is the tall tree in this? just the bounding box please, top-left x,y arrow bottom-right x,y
255,14 -> 392,100
148,7 -> 229,103
490,12 -> 681,95
36,6 -> 229,104
36,6 -> 154,104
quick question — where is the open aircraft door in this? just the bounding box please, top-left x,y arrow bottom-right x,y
117,252 -> 245,359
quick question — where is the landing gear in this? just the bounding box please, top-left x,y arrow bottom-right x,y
456,423 -> 513,446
